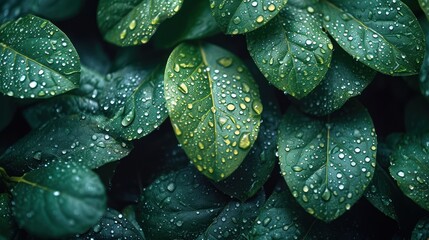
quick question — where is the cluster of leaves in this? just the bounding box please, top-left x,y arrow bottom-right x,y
0,0 -> 429,239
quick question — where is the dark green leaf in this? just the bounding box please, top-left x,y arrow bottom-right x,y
298,45 -> 376,116
0,194 -> 17,239
23,66 -> 106,129
320,0 -> 425,75
420,0 -> 429,20
209,0 -> 288,35
100,65 -> 168,141
247,0 -> 332,99
0,15 -> 80,98
390,133 -> 429,211
412,216 -> 429,240
153,0 -> 220,49
196,191 -> 265,240
0,115 -> 132,175
0,95 -> 15,132
277,101 -> 377,221
404,97 -> 429,134
136,166 -> 230,239
364,164 -> 399,221
71,208 -> 145,240
212,98 -> 280,201
164,42 -> 262,181
97,0 -> 183,46
11,161 -> 106,238
419,18 -> 429,98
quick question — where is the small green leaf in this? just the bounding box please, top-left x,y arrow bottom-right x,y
0,115 -> 132,175
364,164 -> 399,221
0,194 -> 17,239
0,15 -> 80,98
97,0 -> 183,46
71,208 -> 145,240
390,133 -> 429,211
420,0 -> 429,20
212,98 -> 280,201
404,97 -> 429,134
277,101 -> 377,221
11,161 -> 106,239
100,65 -> 168,141
23,66 -> 106,129
298,45 -> 376,116
209,0 -> 288,35
412,216 -> 429,240
164,42 -> 262,181
320,0 -> 425,75
153,0 -> 220,49
136,166 -> 230,239
247,0 -> 332,99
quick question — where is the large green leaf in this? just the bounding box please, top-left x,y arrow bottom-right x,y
209,0 -> 288,35
390,133 -> 429,211
298,45 -> 376,116
412,216 -> 429,240
0,194 -> 17,239
0,15 -> 80,98
153,0 -> 220,49
246,0 -> 332,99
23,66 -> 106,129
70,208 -> 145,240
11,161 -> 106,238
136,166 -> 230,239
320,0 -> 425,75
277,102 -> 377,222
212,96 -> 280,201
0,115 -> 132,175
99,65 -> 168,141
97,0 -> 183,46
164,42 -> 262,181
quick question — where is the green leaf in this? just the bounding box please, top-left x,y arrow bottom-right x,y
136,166 -> 230,239
164,42 -> 262,181
298,45 -> 376,116
153,0 -> 220,49
97,0 -> 183,46
212,97 -> 280,201
0,194 -> 17,239
0,15 -> 81,98
364,164 -> 399,221
23,66 -> 106,129
0,115 -> 132,175
99,65 -> 168,141
412,216 -> 429,240
320,0 -> 425,75
246,0 -> 332,99
419,19 -> 429,98
196,191 -> 265,240
11,161 -> 106,239
277,101 -> 377,221
390,133 -> 429,211
404,97 -> 429,134
71,208 -> 145,240
209,0 -> 288,35
0,95 -> 15,132
420,0 -> 429,20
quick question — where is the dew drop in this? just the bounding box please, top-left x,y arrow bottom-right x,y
29,81 -> 38,89
239,133 -> 251,149
129,20 -> 136,30
322,188 -> 331,201
172,123 -> 182,136
256,16 -> 264,23
397,171 -> 405,178
178,83 -> 188,94
217,57 -> 233,67
227,104 -> 236,111
267,4 -> 276,12
292,166 -> 303,172
252,100 -> 263,115
121,109 -> 135,127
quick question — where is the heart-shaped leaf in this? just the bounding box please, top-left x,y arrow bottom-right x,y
164,42 -> 262,181
0,15 -> 80,98
97,0 -> 183,46
247,0 -> 332,99
390,133 -> 429,211
209,0 -> 288,35
11,161 -> 106,238
277,101 -> 377,221
100,65 -> 168,141
0,115 -> 132,175
320,0 -> 424,76
298,45 -> 376,116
